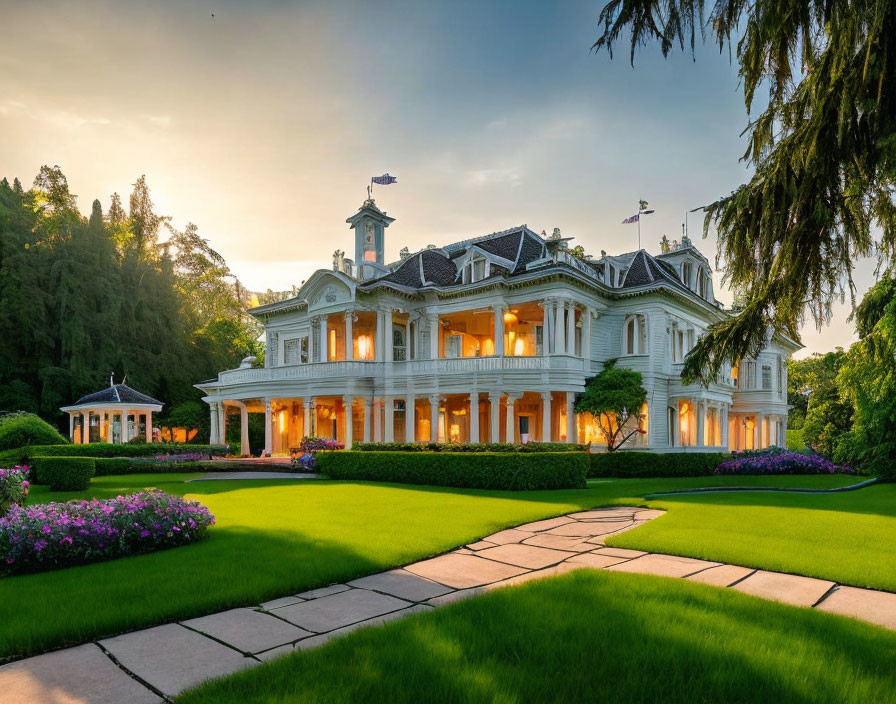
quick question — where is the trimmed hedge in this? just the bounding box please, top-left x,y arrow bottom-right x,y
353,442 -> 588,453
317,451 -> 587,490
31,457 -> 95,491
0,413 -> 67,452
0,443 -> 229,464
589,452 -> 730,478
92,459 -> 293,476
93,458 -> 134,476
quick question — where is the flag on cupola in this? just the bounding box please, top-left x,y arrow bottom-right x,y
371,173 -> 397,185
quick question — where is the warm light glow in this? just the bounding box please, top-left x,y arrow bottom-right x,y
453,408 -> 466,416
279,411 -> 286,433
449,423 -> 461,442
513,337 -> 524,356
482,338 -> 494,356
746,419 -> 755,429
503,311 -> 518,324
680,402 -> 690,415
559,412 -> 568,441
357,335 -> 372,359
329,329 -> 336,359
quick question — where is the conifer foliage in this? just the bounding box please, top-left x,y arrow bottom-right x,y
0,167 -> 261,429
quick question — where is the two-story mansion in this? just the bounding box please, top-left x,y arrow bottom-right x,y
197,198 -> 799,455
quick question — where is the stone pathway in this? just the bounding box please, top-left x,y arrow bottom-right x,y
2,506 -> 896,703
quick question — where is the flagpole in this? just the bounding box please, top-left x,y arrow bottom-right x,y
637,200 -> 641,250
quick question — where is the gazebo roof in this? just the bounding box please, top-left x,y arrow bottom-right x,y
72,383 -> 163,408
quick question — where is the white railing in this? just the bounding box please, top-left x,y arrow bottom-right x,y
215,355 -> 585,385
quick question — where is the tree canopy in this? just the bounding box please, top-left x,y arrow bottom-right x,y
593,0 -> 896,383
574,360 -> 648,451
0,167 -> 263,431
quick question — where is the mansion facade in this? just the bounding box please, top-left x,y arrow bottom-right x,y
197,198 -> 799,455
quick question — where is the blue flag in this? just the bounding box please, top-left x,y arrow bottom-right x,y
371,174 -> 397,185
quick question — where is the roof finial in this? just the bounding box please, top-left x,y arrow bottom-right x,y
109,372 -> 115,387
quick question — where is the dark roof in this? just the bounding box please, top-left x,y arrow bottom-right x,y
515,233 -> 547,272
74,384 -> 163,407
620,250 -> 690,292
477,231 -> 523,261
420,249 -> 458,285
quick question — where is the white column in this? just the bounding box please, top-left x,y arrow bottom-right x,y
754,413 -> 763,449
239,403 -> 249,456
343,396 -> 353,449
384,396 -> 395,442
696,401 -> 705,447
582,308 -> 592,361
565,391 -> 577,443
504,394 -> 518,444
308,321 -> 316,364
344,311 -> 354,361
219,405 -> 227,446
373,398 -> 382,441
319,316 -> 328,362
303,398 -> 312,439
405,318 -> 412,360
541,392 -> 552,442
554,300 -> 565,354
541,299 -> 551,354
428,313 -> 440,359
566,303 -> 576,356
405,394 -> 415,442
145,411 -> 152,442
362,399 -> 372,443
384,308 -> 393,362
209,403 -> 218,444
469,391 -> 479,443
429,394 -> 440,443
488,392 -> 502,443
264,398 -> 273,456
68,413 -> 75,442
721,405 -> 729,449
672,403 -> 680,447
493,305 -> 505,357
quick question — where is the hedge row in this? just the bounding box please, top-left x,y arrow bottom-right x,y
352,442 -> 588,453
589,452 -> 730,478
31,457 -> 95,491
92,459 -> 289,476
0,443 -> 229,464
316,451 -> 587,490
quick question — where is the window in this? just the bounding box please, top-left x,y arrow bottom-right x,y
762,364 -> 772,390
731,363 -> 739,389
747,360 -> 757,389
624,314 -> 646,355
462,254 -> 489,284
393,325 -> 406,361
284,338 -> 301,365
696,269 -> 706,298
301,337 -> 309,363
444,334 -> 462,358
777,357 -> 784,396
681,261 -> 692,289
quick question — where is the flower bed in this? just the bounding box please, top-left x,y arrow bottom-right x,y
0,490 -> 214,576
0,467 -> 29,516
715,449 -> 854,475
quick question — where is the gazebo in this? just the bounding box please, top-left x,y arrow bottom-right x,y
60,381 -> 163,445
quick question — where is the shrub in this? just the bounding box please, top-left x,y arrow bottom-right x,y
93,458 -> 134,476
126,435 -> 147,444
715,448 -> 854,475
0,489 -> 215,576
0,413 -> 67,452
30,457 -> 95,491
589,452 -> 730,478
0,466 -> 29,516
300,437 -> 344,452
353,442 -> 588,453
0,443 -> 230,465
317,451 -> 587,490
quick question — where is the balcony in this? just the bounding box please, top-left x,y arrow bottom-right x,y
214,355 -> 585,387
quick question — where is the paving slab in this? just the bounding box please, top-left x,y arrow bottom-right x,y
260,595 -> 305,610
295,584 -> 351,600
732,570 -> 835,607
816,586 -> 896,630
513,516 -> 577,532
564,552 -> 632,569
568,509 -> 638,520
480,528 -> 535,545
348,569 -> 454,601
475,543 -> 576,569
183,608 -> 312,654
607,554 -> 719,578
592,547 -> 647,558
546,520 -> 632,537
633,509 -> 666,520
405,553 -> 528,589
0,643 -> 161,704
294,605 -> 433,651
424,587 -> 485,606
687,564 -> 756,587
255,643 -> 296,662
466,540 -> 499,551
485,563 -> 580,589
272,588 -> 411,632
522,533 -> 595,552
100,623 -> 254,698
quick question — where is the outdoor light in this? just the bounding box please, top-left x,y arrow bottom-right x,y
513,337 -> 524,356
680,402 -> 690,414
503,311 -> 518,324
357,335 -> 372,359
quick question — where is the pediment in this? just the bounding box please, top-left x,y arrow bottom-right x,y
301,270 -> 356,311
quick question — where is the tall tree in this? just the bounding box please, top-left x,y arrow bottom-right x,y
593,1 -> 896,383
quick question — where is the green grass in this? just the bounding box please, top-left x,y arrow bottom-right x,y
0,472 -> 879,662
178,570 -> 896,704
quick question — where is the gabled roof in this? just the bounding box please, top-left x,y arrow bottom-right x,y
620,250 -> 690,292
73,384 -> 163,407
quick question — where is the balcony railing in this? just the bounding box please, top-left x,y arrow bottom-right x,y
215,354 -> 585,386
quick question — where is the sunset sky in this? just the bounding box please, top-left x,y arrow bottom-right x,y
1,0 -> 874,356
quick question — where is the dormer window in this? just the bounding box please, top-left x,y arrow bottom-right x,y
696,268 -> 707,298
462,254 -> 489,284
681,261 -> 692,289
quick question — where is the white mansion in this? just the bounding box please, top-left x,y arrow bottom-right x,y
197,198 -> 799,455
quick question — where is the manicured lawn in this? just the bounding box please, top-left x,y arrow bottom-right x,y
608,482 -> 896,591
0,472 -> 875,662
178,570 -> 896,704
